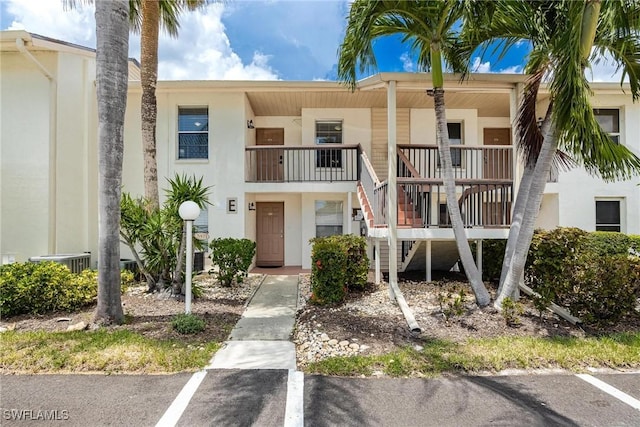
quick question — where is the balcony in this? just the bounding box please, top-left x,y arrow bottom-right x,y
245,144 -> 361,182
359,145 -> 514,231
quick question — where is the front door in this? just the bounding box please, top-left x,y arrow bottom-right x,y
256,202 -> 284,267
256,128 -> 284,181
483,128 -> 512,225
483,128 -> 512,179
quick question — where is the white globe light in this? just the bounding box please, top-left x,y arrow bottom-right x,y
179,201 -> 201,220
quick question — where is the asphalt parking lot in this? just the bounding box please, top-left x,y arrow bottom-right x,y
1,370 -> 638,426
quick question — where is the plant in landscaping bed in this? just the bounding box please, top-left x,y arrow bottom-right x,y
566,253 -> 640,326
120,174 -> 211,294
501,297 -> 524,327
208,238 -> 256,287
171,313 -> 206,334
436,286 -> 466,321
335,234 -> 369,292
309,237 -> 348,305
0,262 -> 96,317
0,262 -> 139,317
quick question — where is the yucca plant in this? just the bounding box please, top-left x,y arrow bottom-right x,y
120,174 -> 211,294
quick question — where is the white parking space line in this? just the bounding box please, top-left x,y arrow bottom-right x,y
576,374 -> 640,411
284,370 -> 304,427
156,370 -> 208,427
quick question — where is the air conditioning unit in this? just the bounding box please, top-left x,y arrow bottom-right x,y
29,253 -> 91,274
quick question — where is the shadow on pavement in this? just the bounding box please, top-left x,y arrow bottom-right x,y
304,376 -> 371,427
467,376 -> 580,426
178,370 -> 287,427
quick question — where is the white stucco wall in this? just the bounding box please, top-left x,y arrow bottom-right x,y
0,51 -> 53,261
1,48 -> 97,263
410,109 -> 479,146
550,93 -> 640,234
301,108 -> 372,156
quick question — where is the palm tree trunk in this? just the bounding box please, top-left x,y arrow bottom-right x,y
141,0 -> 160,210
95,0 -> 129,324
498,105 -> 553,296
497,162 -> 532,296
433,88 -> 490,307
496,118 -> 557,308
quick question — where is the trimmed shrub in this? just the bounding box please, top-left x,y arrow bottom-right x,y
332,234 -> 369,291
171,313 -> 206,334
586,232 -> 635,256
208,238 -> 256,287
565,253 -> 640,326
310,237 -> 348,305
0,262 -> 97,316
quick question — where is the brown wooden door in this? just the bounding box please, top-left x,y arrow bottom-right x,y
256,128 -> 284,181
483,128 -> 512,179
256,202 -> 284,267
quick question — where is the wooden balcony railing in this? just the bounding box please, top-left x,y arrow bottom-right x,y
245,144 -> 361,182
374,178 -> 513,228
398,144 -> 514,180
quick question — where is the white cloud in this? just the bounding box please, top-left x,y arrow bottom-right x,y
587,53 -> 625,83
3,0 -> 278,80
471,56 -> 523,74
400,52 -> 415,72
471,57 -> 491,73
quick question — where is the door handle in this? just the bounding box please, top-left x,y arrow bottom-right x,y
279,155 -> 283,164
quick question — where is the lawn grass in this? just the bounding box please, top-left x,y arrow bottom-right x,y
305,332 -> 640,377
0,329 -> 220,374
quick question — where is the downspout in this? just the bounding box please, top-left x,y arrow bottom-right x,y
16,38 -> 58,254
387,80 -> 420,333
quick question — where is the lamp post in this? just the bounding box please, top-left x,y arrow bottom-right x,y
178,201 -> 200,314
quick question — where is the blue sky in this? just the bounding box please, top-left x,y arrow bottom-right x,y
0,0 -> 620,82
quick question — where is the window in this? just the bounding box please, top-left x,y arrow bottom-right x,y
316,120 -> 343,168
315,200 -> 343,237
595,200 -> 621,232
178,107 -> 208,159
437,122 -> 463,167
594,108 -> 620,144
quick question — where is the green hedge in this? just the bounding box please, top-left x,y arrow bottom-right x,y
1,262 -> 135,317
309,234 -> 369,305
0,262 -> 97,316
480,228 -> 640,326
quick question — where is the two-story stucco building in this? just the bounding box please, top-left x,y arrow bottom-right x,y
2,31 -> 638,278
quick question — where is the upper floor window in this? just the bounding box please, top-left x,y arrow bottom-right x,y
595,199 -> 621,232
594,108 -> 620,144
178,107 -> 208,159
448,122 -> 463,167
316,120 -> 343,168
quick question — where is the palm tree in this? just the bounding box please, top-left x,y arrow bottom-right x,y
94,0 -> 129,324
463,0 -> 640,308
338,0 -> 491,306
130,0 -> 209,210
65,0 -> 208,210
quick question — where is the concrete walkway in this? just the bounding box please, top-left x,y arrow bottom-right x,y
207,275 -> 299,370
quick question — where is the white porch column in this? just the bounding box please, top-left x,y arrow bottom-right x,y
425,240 -> 432,282
510,83 -> 524,206
387,80 -> 398,299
